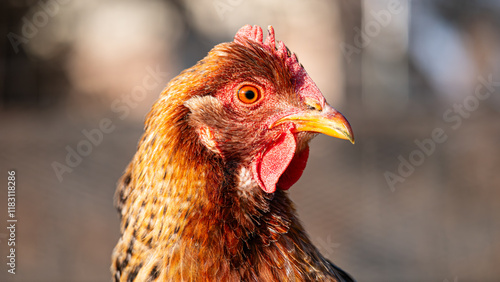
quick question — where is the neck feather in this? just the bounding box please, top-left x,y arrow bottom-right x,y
113,97 -> 337,280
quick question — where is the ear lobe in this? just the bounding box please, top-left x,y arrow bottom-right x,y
184,96 -> 223,154
197,125 -> 220,154
184,95 -> 221,113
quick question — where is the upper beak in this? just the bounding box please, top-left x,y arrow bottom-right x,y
271,104 -> 355,144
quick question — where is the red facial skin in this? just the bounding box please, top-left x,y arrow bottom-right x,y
215,25 -> 327,193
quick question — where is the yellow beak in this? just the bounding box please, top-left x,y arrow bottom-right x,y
272,105 -> 354,144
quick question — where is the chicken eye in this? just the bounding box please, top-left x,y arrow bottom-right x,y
237,85 -> 261,104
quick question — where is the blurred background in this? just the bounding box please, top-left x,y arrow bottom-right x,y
1,0 -> 499,281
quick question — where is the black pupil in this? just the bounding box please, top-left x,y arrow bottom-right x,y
244,90 -> 255,100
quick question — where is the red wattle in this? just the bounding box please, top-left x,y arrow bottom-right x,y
277,145 -> 309,190
251,130 -> 309,193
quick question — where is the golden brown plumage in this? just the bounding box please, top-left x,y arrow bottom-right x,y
112,25 -> 355,281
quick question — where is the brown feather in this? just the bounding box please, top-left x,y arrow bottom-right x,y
111,28 -> 354,282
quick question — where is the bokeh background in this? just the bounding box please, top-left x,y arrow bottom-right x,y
1,0 -> 499,281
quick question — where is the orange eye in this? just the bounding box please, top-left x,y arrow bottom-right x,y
237,85 -> 261,104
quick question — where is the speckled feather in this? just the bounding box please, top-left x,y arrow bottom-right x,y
111,25 -> 354,282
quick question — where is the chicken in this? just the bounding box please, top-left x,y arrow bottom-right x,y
111,25 -> 355,281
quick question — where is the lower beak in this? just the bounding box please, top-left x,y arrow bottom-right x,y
272,105 -> 355,144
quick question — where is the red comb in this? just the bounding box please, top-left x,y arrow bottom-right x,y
234,25 -> 300,69
234,25 -> 325,107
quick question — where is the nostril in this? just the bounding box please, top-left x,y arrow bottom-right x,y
306,104 -> 318,111
304,98 -> 322,111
